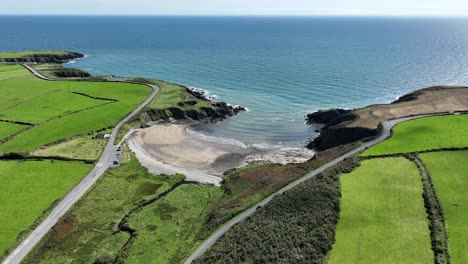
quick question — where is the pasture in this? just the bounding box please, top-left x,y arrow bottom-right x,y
328,157 -> 433,264
23,153 -> 185,263
363,114 -> 468,156
0,50 -> 70,58
0,71 -> 151,153
0,160 -> 92,254
421,151 -> 468,264
126,184 -> 223,264
32,134 -> 109,160
0,122 -> 28,142
145,79 -> 210,110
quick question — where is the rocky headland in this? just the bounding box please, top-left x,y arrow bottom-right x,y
140,83 -> 246,124
307,86 -> 468,151
0,51 -> 84,63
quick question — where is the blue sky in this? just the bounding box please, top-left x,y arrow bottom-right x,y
2,0 -> 468,16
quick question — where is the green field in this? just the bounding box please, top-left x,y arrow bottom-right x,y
329,158 -> 433,264
0,66 -> 31,80
0,90 -> 106,124
0,160 -> 92,254
0,122 -> 28,141
420,151 -> 468,264
144,79 -> 210,110
0,65 -> 25,72
363,114 -> 468,156
24,153 -> 188,263
0,50 -> 70,58
126,184 -> 223,264
32,135 -> 108,160
0,71 -> 151,153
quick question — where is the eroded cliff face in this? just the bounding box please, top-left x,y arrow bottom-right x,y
141,86 -> 246,124
0,52 -> 84,63
305,109 -> 380,150
142,102 -> 245,123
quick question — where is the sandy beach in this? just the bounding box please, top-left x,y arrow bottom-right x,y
127,123 -> 315,184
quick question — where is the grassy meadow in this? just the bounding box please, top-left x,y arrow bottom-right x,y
0,62 -> 152,261
126,184 -> 223,264
0,122 -> 28,141
0,90 -> 106,124
363,114 -> 468,156
329,158 -> 433,264
0,160 -> 92,254
143,79 -> 210,110
0,69 -> 151,153
421,151 -> 468,264
0,50 -> 70,58
32,134 -> 109,160
24,152 -> 187,263
0,65 -> 31,80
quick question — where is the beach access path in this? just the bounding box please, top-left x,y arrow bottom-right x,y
2,65 -> 159,264
183,113 -> 444,263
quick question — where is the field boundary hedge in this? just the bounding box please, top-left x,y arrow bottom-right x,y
407,154 -> 451,264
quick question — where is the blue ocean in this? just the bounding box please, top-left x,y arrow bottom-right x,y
2,16 -> 468,147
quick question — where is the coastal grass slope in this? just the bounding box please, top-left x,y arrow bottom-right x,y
421,151 -> 468,264
328,157 -> 433,264
0,160 -> 92,254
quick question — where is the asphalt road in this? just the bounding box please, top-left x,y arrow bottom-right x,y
2,65 -> 159,264
183,113 -> 438,264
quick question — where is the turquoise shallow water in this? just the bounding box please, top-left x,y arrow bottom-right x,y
2,16 -> 468,147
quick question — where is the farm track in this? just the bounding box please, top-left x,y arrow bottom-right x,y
2,65 -> 160,264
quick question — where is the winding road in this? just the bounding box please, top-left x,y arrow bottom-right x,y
2,65 -> 159,264
183,113 -> 437,264
3,65 -> 452,264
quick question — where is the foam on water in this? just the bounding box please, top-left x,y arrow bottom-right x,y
186,126 -> 248,149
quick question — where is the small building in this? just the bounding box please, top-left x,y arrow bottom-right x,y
94,133 -> 111,139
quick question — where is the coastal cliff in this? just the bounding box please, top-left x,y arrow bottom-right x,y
306,86 -> 468,151
143,102 -> 245,123
130,78 -> 246,124
306,109 -> 379,150
0,51 -> 84,63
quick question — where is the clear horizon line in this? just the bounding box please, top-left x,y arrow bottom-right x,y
1,13 -> 468,17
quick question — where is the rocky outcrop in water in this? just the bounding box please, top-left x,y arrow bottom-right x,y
0,52 -> 84,63
305,108 -> 351,124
